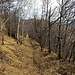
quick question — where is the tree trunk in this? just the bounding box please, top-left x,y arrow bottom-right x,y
58,11 -> 62,59
48,7 -> 51,53
22,21 -> 24,41
1,35 -> 4,45
17,17 -> 20,44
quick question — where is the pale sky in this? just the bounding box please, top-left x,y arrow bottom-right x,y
34,0 -> 58,9
30,0 -> 58,19
13,0 -> 58,19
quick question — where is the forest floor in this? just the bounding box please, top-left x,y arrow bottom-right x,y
0,34 -> 75,75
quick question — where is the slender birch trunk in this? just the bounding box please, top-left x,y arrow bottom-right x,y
22,21 -> 24,41
17,17 -> 20,44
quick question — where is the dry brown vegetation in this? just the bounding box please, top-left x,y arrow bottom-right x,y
0,34 -> 40,75
0,0 -> 75,75
0,31 -> 75,75
0,17 -> 75,75
33,43 -> 75,75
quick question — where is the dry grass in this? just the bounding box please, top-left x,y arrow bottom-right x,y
33,43 -> 75,75
0,34 -> 75,75
0,34 -> 40,75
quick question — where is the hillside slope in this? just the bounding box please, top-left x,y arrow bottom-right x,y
0,34 -> 75,75
0,34 -> 39,75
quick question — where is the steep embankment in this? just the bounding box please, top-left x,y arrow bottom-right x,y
0,34 -> 39,75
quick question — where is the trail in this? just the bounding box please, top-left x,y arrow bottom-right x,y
0,35 -> 40,75
1,35 -> 75,75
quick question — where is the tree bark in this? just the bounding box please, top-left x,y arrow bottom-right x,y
1,34 -> 4,45
17,17 -> 20,44
48,7 -> 51,53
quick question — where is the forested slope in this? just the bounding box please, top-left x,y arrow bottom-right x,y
0,34 -> 75,75
0,34 -> 39,75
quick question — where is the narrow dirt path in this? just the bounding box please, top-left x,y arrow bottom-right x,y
0,35 -> 40,75
17,38 -> 40,75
